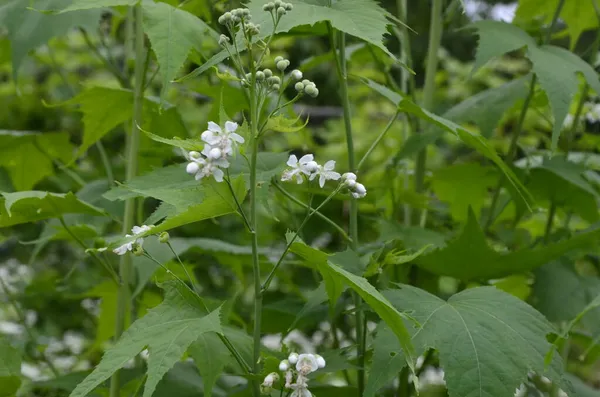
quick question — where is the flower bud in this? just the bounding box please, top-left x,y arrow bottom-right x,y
294,82 -> 304,92
279,359 -> 290,371
276,59 -> 289,71
291,69 -> 302,80
304,84 -> 318,97
342,172 -> 357,181
288,352 -> 299,364
274,0 -> 283,7
158,232 -> 170,243
355,183 -> 367,195
218,34 -> 230,47
217,15 -> 225,24
208,147 -> 222,159
223,12 -> 232,21
186,162 -> 200,175
133,244 -> 144,256
264,2 -> 275,11
93,238 -> 106,249
315,354 -> 326,368
263,68 -> 273,77
301,79 -> 310,86
242,8 -> 251,16
285,2 -> 293,10
346,179 -> 356,188
305,160 -> 318,172
189,151 -> 201,159
272,84 -> 280,91
267,75 -> 281,85
277,6 -> 286,16
275,55 -> 284,63
255,70 -> 265,81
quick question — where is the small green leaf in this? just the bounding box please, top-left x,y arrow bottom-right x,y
470,21 -> 600,149
0,131 -> 74,190
0,191 -> 105,227
143,130 -> 204,152
142,1 -> 217,101
68,282 -> 223,397
382,285 -> 571,397
0,0 -> 101,81
0,337 -> 21,397
414,209 -> 600,280
264,114 -> 309,133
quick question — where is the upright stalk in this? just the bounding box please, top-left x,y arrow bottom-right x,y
485,0 -> 566,229
414,0 -> 443,194
109,5 -> 144,397
329,26 -> 365,395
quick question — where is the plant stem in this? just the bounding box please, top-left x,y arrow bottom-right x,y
110,5 -> 144,397
485,0 -> 566,230
414,0 -> 443,195
328,24 -> 365,396
96,141 -> 114,185
543,201 -> 556,243
357,110 -> 400,171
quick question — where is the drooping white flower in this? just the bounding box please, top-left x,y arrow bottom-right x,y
309,160 -> 341,188
186,151 -> 230,183
281,154 -> 314,184
113,225 -> 153,255
201,121 -> 245,157
296,354 -> 319,375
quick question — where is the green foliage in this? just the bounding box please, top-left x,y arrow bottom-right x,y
0,0 -> 101,81
0,338 -> 21,397
471,20 -> 600,149
371,285 -> 570,397
413,209 -> 600,280
54,0 -> 138,12
0,131 -> 73,190
0,191 -> 105,227
69,282 -> 223,397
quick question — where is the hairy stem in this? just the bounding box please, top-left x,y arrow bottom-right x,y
109,5 -> 144,397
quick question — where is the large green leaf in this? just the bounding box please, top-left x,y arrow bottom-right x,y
0,337 -> 21,397
414,209 -> 600,280
54,0 -> 138,12
516,0 -> 597,49
376,285 -> 570,397
0,0 -> 101,81
183,0 -> 397,80
142,1 -> 217,101
69,282 -> 223,397
0,131 -> 74,190
364,78 -> 531,204
0,191 -> 105,227
470,21 -> 600,149
364,324 -> 408,397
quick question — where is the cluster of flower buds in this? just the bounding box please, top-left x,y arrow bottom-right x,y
218,7 -> 261,40
113,225 -> 153,256
261,352 -> 326,396
263,0 -> 293,17
245,67 -> 283,91
185,121 -> 245,183
294,79 -> 319,98
281,154 -> 340,187
341,172 -> 367,198
274,55 -> 290,71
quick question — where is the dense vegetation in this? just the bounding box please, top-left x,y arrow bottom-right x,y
1,0 -> 600,397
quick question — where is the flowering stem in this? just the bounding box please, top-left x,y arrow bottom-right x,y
357,109 -> 400,171
273,182 -> 351,242
224,172 -> 253,231
110,5 -> 144,397
261,186 -> 343,294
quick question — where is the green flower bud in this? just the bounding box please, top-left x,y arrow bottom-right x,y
232,8 -> 242,16
256,70 -> 265,81
232,15 -> 241,23
272,83 -> 280,90
294,82 -> 304,92
304,84 -> 318,97
301,79 -> 310,85
267,75 -> 281,85
274,0 -> 283,7
93,238 -> 106,249
159,232 -> 170,243
218,34 -> 230,46
133,244 -> 144,256
218,15 -> 226,24
263,68 -> 273,77
223,12 -> 232,21
276,59 -> 289,71
263,3 -> 272,11
285,2 -> 293,10
277,6 -> 286,16
266,2 -> 275,11
243,8 -> 251,16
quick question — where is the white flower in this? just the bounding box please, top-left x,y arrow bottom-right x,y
262,372 -> 279,387
201,121 -> 245,156
315,354 -> 326,369
282,154 -> 314,184
296,354 -> 319,375
352,182 -> 367,198
309,160 -> 341,187
288,352 -> 299,364
186,151 -> 229,183
290,388 -> 312,397
279,359 -> 290,371
113,225 -> 152,255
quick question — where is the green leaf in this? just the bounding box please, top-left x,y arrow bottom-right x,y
0,0 -> 101,81
431,163 -> 498,221
69,282 -> 223,397
381,285 -> 571,397
0,191 -> 105,227
264,114 -> 309,133
516,0 -> 597,49
142,1 -> 217,101
0,131 -> 74,190
53,0 -> 138,12
565,374 -> 600,397
470,21 -> 600,149
0,337 -> 21,397
364,77 -> 531,205
143,130 -> 204,152
83,281 -> 130,348
364,324 -> 407,397
414,209 -> 600,280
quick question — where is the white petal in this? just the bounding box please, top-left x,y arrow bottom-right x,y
230,132 -> 245,143
295,174 -> 304,184
319,175 -> 326,188
207,121 -> 222,133
225,121 -> 238,133
186,162 -> 200,175
214,158 -> 230,168
355,183 -> 367,195
287,154 -> 299,167
342,172 -> 357,181
131,226 -> 145,235
195,172 -> 205,181
324,160 -> 336,171
112,244 -> 130,255
213,168 -> 225,182
298,154 -> 314,164
201,130 -> 221,145
328,171 -> 341,180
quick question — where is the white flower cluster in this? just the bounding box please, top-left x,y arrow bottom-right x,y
261,352 -> 326,396
185,121 -> 245,183
281,154 -> 367,197
113,225 -> 153,255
